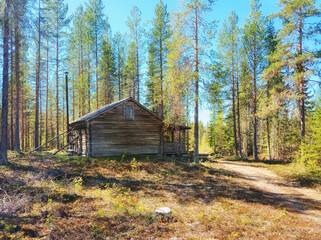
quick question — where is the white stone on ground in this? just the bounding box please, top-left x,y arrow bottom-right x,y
155,207 -> 172,216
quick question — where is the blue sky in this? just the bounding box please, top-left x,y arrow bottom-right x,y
66,0 -> 282,125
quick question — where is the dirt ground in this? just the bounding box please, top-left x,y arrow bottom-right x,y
217,159 -> 321,224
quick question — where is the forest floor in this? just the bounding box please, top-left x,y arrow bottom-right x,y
1,153 -> 321,239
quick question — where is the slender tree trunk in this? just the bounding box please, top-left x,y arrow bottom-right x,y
232,74 -> 238,157
27,112 -> 30,149
21,87 -> 25,151
194,1 -> 199,164
88,51 -> 91,113
298,13 -> 305,139
0,0 -> 10,164
35,0 -> 41,149
72,74 -> 75,121
136,47 -> 139,102
62,90 -> 65,146
160,35 -> 164,119
14,24 -> 21,153
10,33 -> 14,151
118,44 -> 121,100
46,37 -> 49,151
56,15 -> 59,149
95,22 -> 99,108
253,54 -> 258,161
236,77 -> 242,158
266,80 -> 272,161
266,117 -> 272,160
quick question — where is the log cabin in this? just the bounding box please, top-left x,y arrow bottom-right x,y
69,97 -> 190,157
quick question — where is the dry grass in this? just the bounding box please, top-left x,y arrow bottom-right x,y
0,153 -> 320,239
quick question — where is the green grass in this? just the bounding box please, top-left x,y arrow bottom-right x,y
267,162 -> 321,188
0,152 -> 320,239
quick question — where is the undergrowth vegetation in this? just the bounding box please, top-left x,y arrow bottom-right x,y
0,153 -> 320,239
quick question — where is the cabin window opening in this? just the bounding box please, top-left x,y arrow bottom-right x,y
124,105 -> 134,120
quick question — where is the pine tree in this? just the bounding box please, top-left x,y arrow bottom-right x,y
147,0 -> 171,118
113,32 -> 126,100
165,9 -> 193,127
217,11 -> 241,158
185,0 -> 214,163
100,40 -> 116,104
0,0 -> 10,164
127,6 -> 144,102
86,0 -> 106,108
243,0 -> 266,160
124,42 -> 137,98
34,0 -> 44,150
50,0 -> 69,148
265,0 -> 320,140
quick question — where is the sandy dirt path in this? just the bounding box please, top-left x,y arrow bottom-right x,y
217,159 -> 321,224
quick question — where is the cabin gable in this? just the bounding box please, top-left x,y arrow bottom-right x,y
88,100 -> 162,156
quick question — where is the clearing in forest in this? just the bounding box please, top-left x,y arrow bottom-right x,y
0,153 -> 320,239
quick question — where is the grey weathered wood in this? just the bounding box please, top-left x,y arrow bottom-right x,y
29,130 -> 68,153
52,136 -> 79,155
69,98 -> 189,157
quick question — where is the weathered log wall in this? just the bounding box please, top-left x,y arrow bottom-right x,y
89,101 -> 162,156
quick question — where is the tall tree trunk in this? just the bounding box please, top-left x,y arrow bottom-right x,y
14,24 -> 21,153
56,15 -> 59,149
160,35 -> 164,119
118,44 -> 121,100
266,117 -> 271,160
0,0 -> 10,164
21,87 -> 25,151
232,74 -> 238,158
88,52 -> 91,113
298,12 -> 305,139
136,43 -> 139,102
72,74 -> 75,121
266,80 -> 272,161
253,44 -> 258,160
10,33 -> 14,151
235,52 -> 242,157
194,0 -> 199,164
95,22 -> 99,108
35,0 -> 41,149
236,76 -> 242,157
46,37 -> 49,151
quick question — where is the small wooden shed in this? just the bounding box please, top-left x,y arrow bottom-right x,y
69,97 -> 189,157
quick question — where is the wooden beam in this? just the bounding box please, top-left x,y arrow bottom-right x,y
29,130 -> 68,153
53,136 -> 79,155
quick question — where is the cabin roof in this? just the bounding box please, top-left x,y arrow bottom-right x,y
70,97 -> 163,124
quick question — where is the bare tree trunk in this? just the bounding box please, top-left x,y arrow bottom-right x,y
72,74 -> 75,121
194,0 -> 199,164
27,111 -> 30,149
232,74 -> 238,157
253,44 -> 258,161
46,37 -> 49,151
10,33 -> 14,151
159,36 -> 164,119
21,87 -> 25,151
136,42 -> 139,102
35,0 -> 41,150
118,44 -> 121,100
87,51 -> 91,113
266,81 -> 272,161
14,24 -> 21,153
0,0 -> 10,164
236,77 -> 242,157
95,22 -> 99,108
298,14 -> 305,139
56,15 -> 59,149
